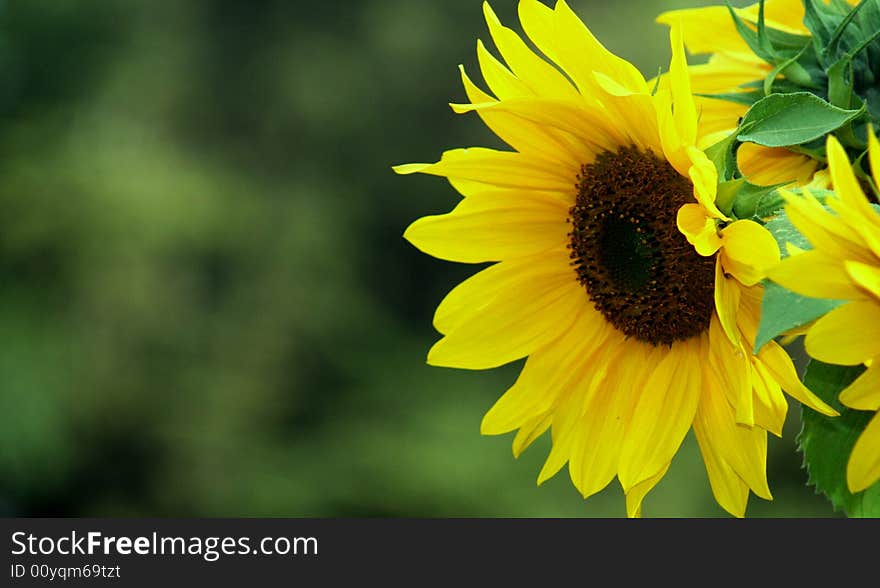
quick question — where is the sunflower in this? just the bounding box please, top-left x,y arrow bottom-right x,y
396,0 -> 836,517
655,0 -> 859,187
767,132 -> 880,493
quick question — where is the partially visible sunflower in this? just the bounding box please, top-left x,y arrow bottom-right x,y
396,0 -> 836,517
767,132 -> 880,493
656,0 -> 858,187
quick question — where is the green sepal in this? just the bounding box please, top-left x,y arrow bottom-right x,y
729,181 -> 788,220
823,0 -> 870,62
726,0 -> 776,63
724,0 -> 809,65
704,130 -> 741,183
803,0 -> 852,66
798,360 -> 880,518
715,179 -> 742,218
696,90 -> 763,107
826,56 -> 855,108
764,45 -> 819,96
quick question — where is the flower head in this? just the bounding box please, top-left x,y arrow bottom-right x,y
396,0 -> 836,516
767,132 -> 880,492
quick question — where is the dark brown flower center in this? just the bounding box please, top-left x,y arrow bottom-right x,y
568,146 -> 715,347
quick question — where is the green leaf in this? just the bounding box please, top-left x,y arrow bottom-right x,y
754,282 -> 846,352
737,92 -> 863,147
798,361 -> 880,517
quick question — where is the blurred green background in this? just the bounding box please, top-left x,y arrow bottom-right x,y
0,0 -> 836,517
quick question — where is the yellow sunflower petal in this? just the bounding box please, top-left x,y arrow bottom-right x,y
432,248 -> 577,334
678,203 -> 723,256
738,142 -> 818,187
404,192 -> 569,263
605,92 -> 664,153
668,21 -> 697,148
826,196 -> 880,260
758,341 -> 839,416
847,411 -> 880,493
481,308 -> 611,435
569,342 -> 652,499
447,176 -> 501,198
870,126 -> 880,183
551,0 -> 646,95
476,38 -> 532,100
688,54 -> 768,94
846,260 -> 880,300
707,379 -> 773,502
714,259 -> 743,347
455,67 -> 587,165
686,147 -> 727,219
694,425 -> 750,518
740,0 -> 810,32
482,2 -> 578,100
767,249 -> 869,300
434,253 -> 538,334
804,301 -> 880,366
537,410 -> 577,485
695,113 -> 742,149
537,342 -> 622,486
709,315 -> 753,425
453,97 -> 622,155
827,135 -> 878,219
720,219 -> 780,286
394,147 -> 578,192
512,413 -> 552,458
751,359 -> 788,437
839,363 -> 880,411
656,88 -> 686,175
624,463 -> 670,518
781,187 -> 873,260
658,0 -> 808,56
428,266 -> 589,370
694,377 -> 772,518
618,338 -> 702,490
656,5 -> 751,58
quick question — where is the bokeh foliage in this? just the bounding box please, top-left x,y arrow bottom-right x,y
0,0 -> 837,517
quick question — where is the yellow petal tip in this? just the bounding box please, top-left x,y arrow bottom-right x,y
393,163 -> 430,175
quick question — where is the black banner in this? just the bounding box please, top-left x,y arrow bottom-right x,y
1,518 -> 873,585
